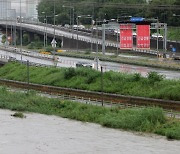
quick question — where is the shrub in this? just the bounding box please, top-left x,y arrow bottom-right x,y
132,73 -> 141,81
148,71 -> 164,84
11,112 -> 26,118
64,68 -> 76,79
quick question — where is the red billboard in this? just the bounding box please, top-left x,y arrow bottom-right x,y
120,24 -> 133,49
136,25 -> 150,49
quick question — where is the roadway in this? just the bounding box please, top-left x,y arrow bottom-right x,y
0,47 -> 180,80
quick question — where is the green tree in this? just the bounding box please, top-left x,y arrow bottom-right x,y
37,0 -> 179,26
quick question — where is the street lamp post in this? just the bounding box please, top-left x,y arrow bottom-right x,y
95,19 -> 105,54
5,1 -> 8,47
96,19 -> 99,54
42,12 -> 46,48
77,15 -> 93,52
20,0 -> 23,62
44,18 -> 46,48
116,26 -> 119,55
5,15 -> 7,47
39,14 -> 53,47
14,10 -> 17,47
76,16 -> 79,52
62,5 -> 74,36
53,0 -> 56,53
52,0 -> 59,66
5,9 -> 15,47
7,9 -> 17,47
156,17 -> 159,55
53,1 -> 59,53
91,18 -> 93,52
52,14 -> 59,50
45,17 -> 48,46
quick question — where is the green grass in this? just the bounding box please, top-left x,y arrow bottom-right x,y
0,62 -> 180,101
0,86 -> 179,140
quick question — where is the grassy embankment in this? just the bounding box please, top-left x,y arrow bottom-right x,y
0,86 -> 179,140
0,62 -> 180,101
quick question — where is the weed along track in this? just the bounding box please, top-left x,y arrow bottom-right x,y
0,79 -> 180,111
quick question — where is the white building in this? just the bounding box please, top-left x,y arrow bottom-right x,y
10,0 -> 40,20
26,0 -> 40,19
0,0 -> 11,19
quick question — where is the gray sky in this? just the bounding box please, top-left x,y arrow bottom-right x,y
11,0 -> 39,17
12,2 -> 26,13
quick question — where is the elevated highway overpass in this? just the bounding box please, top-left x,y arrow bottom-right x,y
0,20 -> 179,55
0,20 -> 118,51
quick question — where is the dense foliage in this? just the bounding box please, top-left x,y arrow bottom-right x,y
37,0 -> 180,26
0,62 -> 180,101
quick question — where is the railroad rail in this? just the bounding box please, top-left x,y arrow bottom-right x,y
0,79 -> 180,111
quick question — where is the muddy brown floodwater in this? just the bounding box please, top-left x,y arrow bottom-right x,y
0,109 -> 180,154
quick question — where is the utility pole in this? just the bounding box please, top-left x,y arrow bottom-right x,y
53,0 -> 56,53
14,17 -> 17,47
45,17 -> 48,47
96,19 -> 99,54
76,16 -> 79,52
20,0 -> 23,62
163,23 -> 167,53
156,17 -> 159,55
62,5 -> 74,38
42,12 -> 46,48
116,27 -> 119,55
91,18 -> 93,52
27,60 -> 29,85
101,66 -> 104,106
5,0 -> 8,47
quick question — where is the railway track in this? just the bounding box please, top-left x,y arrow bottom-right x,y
0,79 -> 180,111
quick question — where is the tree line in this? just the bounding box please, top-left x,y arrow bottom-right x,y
37,0 -> 180,26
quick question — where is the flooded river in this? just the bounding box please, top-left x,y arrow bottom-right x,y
0,109 -> 180,154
